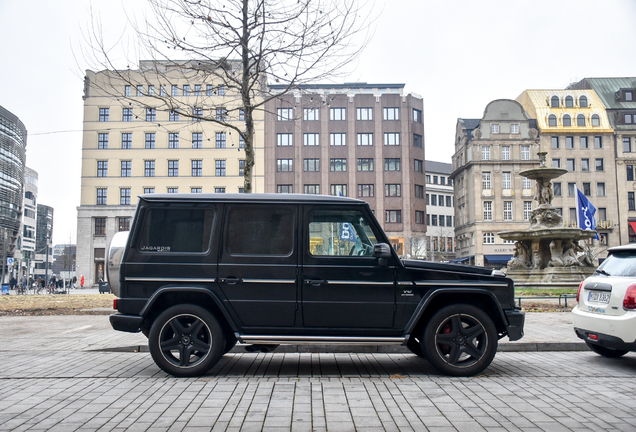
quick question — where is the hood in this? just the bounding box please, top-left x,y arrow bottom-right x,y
402,259 -> 504,277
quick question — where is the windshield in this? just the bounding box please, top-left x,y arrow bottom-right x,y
596,251 -> 636,277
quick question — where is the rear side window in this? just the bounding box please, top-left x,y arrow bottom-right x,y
225,206 -> 295,255
137,207 -> 215,253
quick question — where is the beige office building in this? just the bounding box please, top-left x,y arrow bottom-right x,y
77,60 -> 264,285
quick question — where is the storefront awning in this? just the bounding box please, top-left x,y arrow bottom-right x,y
629,221 -> 636,234
484,254 -> 512,264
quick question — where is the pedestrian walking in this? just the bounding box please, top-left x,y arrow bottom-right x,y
80,275 -> 84,289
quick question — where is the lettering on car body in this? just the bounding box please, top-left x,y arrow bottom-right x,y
588,306 -> 606,314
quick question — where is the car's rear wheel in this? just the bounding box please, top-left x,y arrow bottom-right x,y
585,341 -> 629,358
423,304 -> 497,376
149,304 -> 225,377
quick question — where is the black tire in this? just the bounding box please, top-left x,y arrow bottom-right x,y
148,304 -> 226,377
423,304 -> 498,377
585,342 -> 629,358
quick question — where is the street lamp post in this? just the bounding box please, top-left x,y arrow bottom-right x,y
44,236 -> 50,290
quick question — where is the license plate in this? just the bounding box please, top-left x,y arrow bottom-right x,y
588,291 -> 610,303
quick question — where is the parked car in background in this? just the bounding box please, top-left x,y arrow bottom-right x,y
572,244 -> 636,357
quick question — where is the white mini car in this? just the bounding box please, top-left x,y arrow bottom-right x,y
572,244 -> 636,357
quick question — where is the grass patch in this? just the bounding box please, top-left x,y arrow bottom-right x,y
0,294 -> 115,316
515,288 -> 577,297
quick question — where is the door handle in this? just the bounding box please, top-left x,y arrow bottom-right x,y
219,277 -> 242,284
305,279 -> 325,286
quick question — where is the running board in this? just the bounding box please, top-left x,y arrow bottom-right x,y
238,335 -> 407,345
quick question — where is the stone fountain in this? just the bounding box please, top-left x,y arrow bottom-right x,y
498,152 -> 596,289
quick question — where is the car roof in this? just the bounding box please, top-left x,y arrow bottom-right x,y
139,193 -> 366,205
607,244 -> 636,254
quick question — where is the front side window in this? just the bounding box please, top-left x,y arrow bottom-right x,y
309,209 -> 379,257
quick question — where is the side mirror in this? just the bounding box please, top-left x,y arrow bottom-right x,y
373,243 -> 392,266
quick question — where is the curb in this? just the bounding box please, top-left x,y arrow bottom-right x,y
93,342 -> 589,354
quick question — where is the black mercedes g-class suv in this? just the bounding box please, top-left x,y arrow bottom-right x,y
108,193 -> 524,377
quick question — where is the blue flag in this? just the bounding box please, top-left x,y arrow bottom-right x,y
576,188 -> 599,240
339,223 -> 357,242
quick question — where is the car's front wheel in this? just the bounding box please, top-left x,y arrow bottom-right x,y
585,342 -> 629,358
148,304 -> 226,377
423,304 -> 497,376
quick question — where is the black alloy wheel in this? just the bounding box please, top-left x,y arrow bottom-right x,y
148,304 -> 225,377
423,304 -> 497,376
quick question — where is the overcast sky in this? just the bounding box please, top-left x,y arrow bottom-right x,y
1,0 -> 635,244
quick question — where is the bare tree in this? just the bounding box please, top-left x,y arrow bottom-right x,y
83,0 -> 373,192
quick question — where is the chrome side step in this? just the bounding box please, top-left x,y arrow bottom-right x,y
238,335 -> 407,345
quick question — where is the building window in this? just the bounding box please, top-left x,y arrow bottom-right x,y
191,107 -> 202,121
521,145 -> 530,160
277,159 -> 293,172
414,134 -> 423,148
577,114 -> 586,127
385,158 -> 401,171
597,182 -> 605,197
303,108 -> 319,121
552,158 -> 561,168
628,165 -> 634,181
553,182 -> 562,197
482,172 -> 491,190
217,85 -> 225,96
385,184 -> 401,197
624,137 -> 632,153
192,133 -> 202,149
563,114 -> 571,127
304,158 -> 319,172
502,172 -> 511,190
413,109 -> 422,123
145,133 -> 155,149
119,217 -> 131,231
414,159 -> 423,173
383,107 -> 399,120
431,215 -> 438,226
215,108 -> 226,121
551,96 -> 559,108
330,108 -> 346,120
305,185 -> 320,194
276,185 -> 292,193
356,108 -> 373,120
595,158 -> 604,171
121,133 -> 131,149
171,85 -> 178,96
330,184 -> 347,196
277,108 -> 293,121
194,84 -> 201,95
167,160 -> 179,177
182,85 -> 190,96
120,188 -> 131,205
275,133 -> 293,147
358,184 -> 374,197
99,108 -> 109,122
124,85 -> 131,96
523,202 -> 532,221
431,195 -> 437,206
592,114 -> 600,126
144,160 -> 155,177
415,184 -> 424,199
483,201 -> 492,221
330,158 -> 347,172
565,96 -> 573,107
581,158 -> 590,172
122,108 -> 132,122
483,233 -> 495,245
580,136 -> 588,149
551,137 -> 559,149
95,217 -> 106,235
568,182 -> 576,197
384,133 -> 400,146
567,159 -> 575,171
169,110 -> 179,121
523,177 -> 532,190
330,133 -> 346,146
415,211 -> 424,224
580,96 -> 588,107
511,124 -> 519,134
96,188 -> 107,205
446,196 -> 452,207
146,108 -> 156,122
491,124 -> 499,134
144,187 -> 154,194
304,133 -> 319,146
160,85 -> 166,96
191,187 -> 202,194
205,84 -> 213,96
501,146 -> 510,160
239,109 -> 245,121
626,113 -> 633,123
98,133 -> 109,149
548,114 -> 557,127
167,188 -> 178,194
566,136 -> 574,149
583,182 -> 591,196
385,210 -> 401,223
481,146 -> 490,160
503,201 -> 513,221
97,160 -> 108,177
215,132 -> 226,149
191,160 -> 202,177
215,160 -> 226,176
169,133 -> 179,149
357,133 -> 373,146
629,192 -> 635,211
595,136 -> 602,149
357,158 -> 373,172
120,161 -> 131,177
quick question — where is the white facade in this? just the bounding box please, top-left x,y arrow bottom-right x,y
424,161 -> 455,261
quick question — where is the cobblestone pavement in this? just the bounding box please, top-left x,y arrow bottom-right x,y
0,315 -> 635,431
